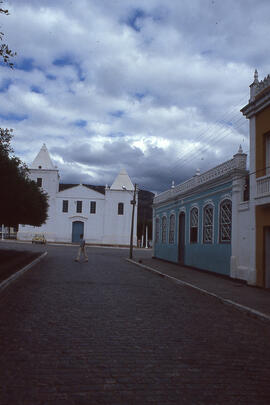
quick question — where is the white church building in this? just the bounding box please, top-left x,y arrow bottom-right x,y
17,144 -> 137,246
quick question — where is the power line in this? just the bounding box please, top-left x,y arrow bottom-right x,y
172,118 -> 248,174
171,108 -> 247,172
153,119 -> 248,191
139,96 -> 250,193
170,95 -> 248,170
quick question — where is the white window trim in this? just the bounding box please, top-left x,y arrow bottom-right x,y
155,216 -> 160,243
62,199 -> 69,213
169,213 -> 176,244
76,200 -> 83,214
118,202 -> 124,215
189,206 -> 199,244
202,202 -> 215,244
179,206 -> 186,214
161,214 -> 167,244
190,203 -> 199,210
220,193 -> 232,201
90,201 -> 96,214
218,198 -> 232,243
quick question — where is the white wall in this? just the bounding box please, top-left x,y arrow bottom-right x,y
231,202 -> 251,280
55,185 -> 106,243
18,180 -> 137,246
17,168 -> 60,241
103,189 -> 137,245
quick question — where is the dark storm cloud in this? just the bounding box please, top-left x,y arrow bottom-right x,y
51,140 -> 144,168
1,0 -> 269,194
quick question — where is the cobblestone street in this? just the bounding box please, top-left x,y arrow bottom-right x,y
1,244 -> 270,404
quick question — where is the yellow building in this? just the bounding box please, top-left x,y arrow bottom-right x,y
241,70 -> 270,287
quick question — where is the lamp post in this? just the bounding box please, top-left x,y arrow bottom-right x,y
123,183 -> 137,259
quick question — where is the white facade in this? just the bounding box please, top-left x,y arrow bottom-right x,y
231,191 -> 252,282
17,144 -> 137,246
231,71 -> 270,286
239,71 -> 270,286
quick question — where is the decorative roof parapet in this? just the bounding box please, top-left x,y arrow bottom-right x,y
242,71 -> 270,118
250,70 -> 270,102
154,151 -> 247,205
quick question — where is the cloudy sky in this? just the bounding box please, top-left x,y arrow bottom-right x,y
1,0 -> 269,192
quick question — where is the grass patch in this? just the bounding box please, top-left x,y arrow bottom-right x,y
0,249 -> 41,284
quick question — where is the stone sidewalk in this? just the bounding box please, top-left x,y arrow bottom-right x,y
130,252 -> 270,322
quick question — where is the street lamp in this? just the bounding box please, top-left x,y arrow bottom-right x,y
122,183 -> 138,259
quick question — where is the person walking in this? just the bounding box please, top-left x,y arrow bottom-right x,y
75,234 -> 88,262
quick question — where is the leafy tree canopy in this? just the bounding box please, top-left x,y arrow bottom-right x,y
0,129 -> 48,226
0,1 -> 16,68
0,4 -> 46,228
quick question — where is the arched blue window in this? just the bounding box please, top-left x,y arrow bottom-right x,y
219,199 -> 232,243
203,204 -> 213,243
155,218 -> 160,243
169,214 -> 175,244
190,207 -> 198,243
162,216 -> 167,243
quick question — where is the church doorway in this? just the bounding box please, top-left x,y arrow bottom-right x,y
72,221 -> 84,243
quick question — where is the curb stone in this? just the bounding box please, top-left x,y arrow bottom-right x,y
127,258 -> 270,323
0,251 -> 48,292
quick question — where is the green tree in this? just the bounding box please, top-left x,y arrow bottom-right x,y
0,129 -> 48,226
0,1 -> 16,68
0,3 -> 48,227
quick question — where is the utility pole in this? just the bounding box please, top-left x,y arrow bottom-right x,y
129,184 -> 137,259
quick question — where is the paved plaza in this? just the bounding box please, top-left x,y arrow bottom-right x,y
1,243 -> 270,404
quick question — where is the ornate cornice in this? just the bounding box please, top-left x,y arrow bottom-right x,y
153,152 -> 247,206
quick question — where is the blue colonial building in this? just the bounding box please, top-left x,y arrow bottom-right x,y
153,148 -> 248,277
